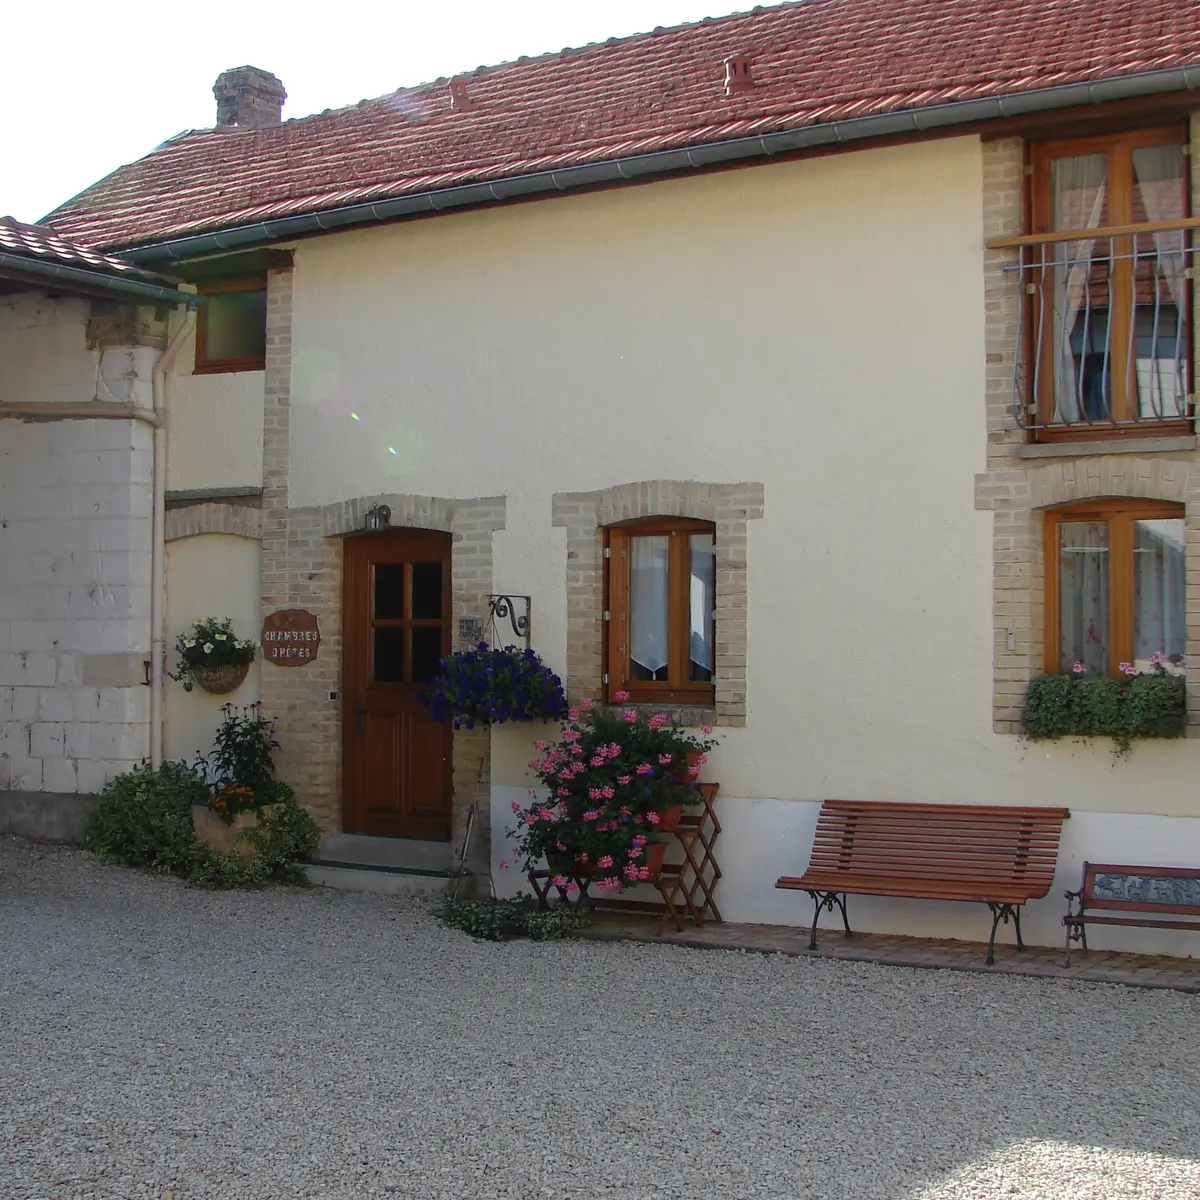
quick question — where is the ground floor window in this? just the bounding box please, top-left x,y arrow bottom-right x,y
605,517 -> 716,705
1046,498 -> 1185,677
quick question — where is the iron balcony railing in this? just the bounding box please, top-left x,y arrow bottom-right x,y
989,218 -> 1200,435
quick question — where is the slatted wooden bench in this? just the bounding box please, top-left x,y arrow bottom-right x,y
776,800 -> 1071,964
1063,863 -> 1200,966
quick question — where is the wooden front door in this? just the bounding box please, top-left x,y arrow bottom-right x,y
342,529 -> 452,840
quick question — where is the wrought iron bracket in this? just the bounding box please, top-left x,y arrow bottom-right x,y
488,594 -> 531,647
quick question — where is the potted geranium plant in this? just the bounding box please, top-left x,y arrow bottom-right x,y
1022,653 -> 1186,756
509,693 -> 718,893
169,617 -> 256,693
420,642 -> 567,728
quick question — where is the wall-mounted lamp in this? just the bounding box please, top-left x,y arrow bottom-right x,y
364,504 -> 391,532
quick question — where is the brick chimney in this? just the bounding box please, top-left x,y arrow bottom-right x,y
214,66 -> 286,128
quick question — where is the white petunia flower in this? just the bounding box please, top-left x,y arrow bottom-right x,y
184,639 -> 196,648
203,643 -> 214,654
215,634 -> 228,641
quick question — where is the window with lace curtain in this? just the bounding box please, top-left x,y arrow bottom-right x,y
604,518 -> 716,704
1046,499 -> 1186,678
1027,125 -> 1192,439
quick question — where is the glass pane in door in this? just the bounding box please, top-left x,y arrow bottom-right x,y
374,564 -> 406,619
411,563 -> 443,620
411,627 -> 444,684
373,627 -> 405,683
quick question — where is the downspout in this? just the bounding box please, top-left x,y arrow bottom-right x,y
149,309 -> 196,768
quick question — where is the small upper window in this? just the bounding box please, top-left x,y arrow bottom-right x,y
195,276 -> 267,373
1026,126 -> 1192,439
1046,499 -> 1185,678
604,518 -> 715,705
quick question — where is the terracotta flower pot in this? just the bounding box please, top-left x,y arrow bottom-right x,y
671,748 -> 704,783
657,803 -> 685,832
192,661 -> 250,694
641,842 -> 667,877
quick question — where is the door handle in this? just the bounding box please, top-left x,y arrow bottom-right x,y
355,696 -> 365,736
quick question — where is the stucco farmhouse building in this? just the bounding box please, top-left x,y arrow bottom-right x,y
5,0 -> 1200,951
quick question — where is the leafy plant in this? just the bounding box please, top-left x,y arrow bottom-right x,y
83,760 -> 209,873
169,616 -> 256,691
200,703 -> 282,818
420,643 -> 567,729
1022,659 -> 1186,755
440,896 -> 590,942
83,709 -> 321,890
508,694 -> 719,891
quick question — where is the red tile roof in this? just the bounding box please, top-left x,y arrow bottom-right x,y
45,0 -> 1200,251
0,216 -> 174,282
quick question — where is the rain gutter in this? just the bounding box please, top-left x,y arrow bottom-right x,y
0,252 -> 198,305
121,66 -> 1200,267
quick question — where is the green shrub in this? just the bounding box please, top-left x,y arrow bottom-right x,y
83,762 -> 320,890
83,760 -> 208,873
1022,671 -> 1186,755
440,896 -> 590,942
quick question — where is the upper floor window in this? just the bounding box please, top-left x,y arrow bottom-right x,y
604,518 -> 715,705
1020,126 -> 1193,441
1046,499 -> 1185,678
195,275 -> 267,373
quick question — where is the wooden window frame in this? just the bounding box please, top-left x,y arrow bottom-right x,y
604,517 -> 716,706
1044,497 -> 1186,676
1027,123 -> 1193,442
194,275 -> 267,374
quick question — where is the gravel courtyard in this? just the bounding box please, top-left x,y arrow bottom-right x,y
3,838 -> 1199,1200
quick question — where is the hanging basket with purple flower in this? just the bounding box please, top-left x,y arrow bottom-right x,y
419,643 -> 567,729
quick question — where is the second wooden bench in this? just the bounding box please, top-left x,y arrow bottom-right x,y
775,800 -> 1071,964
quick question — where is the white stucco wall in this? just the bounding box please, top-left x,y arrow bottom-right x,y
282,135 -> 1200,949
164,534 -> 262,765
0,294 -> 153,797
166,326 -> 263,492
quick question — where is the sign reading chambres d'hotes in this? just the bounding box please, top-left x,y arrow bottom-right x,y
261,609 -> 321,666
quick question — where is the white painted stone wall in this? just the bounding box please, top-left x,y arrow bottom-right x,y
0,294 -> 153,801
267,134 -> 1200,949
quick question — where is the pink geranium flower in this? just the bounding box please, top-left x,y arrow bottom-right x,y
617,775 -> 632,785
622,709 -> 638,723
645,811 -> 660,826
614,690 -> 631,701
647,713 -> 668,728
700,724 -> 714,735
658,754 -> 673,765
636,763 -> 654,775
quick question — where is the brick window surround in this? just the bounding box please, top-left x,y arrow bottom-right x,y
976,114 -> 1200,735
552,480 -> 764,726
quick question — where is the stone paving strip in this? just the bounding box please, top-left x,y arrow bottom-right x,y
2,836 -> 1198,1200
581,912 -> 1200,992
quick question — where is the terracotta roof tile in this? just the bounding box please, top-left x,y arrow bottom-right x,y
0,215 -> 176,283
44,0 -> 1200,250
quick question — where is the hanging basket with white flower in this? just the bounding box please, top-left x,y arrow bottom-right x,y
169,617 -> 257,694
